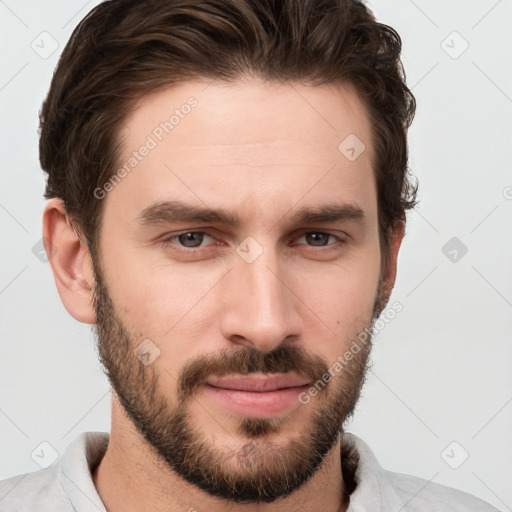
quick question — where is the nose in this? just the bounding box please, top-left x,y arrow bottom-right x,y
218,243 -> 303,353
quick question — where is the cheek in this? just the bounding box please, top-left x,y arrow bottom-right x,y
102,237 -> 212,320
101,245 -> 223,368
296,249 -> 380,355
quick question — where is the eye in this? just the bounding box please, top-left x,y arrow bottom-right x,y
160,231 -> 214,249
294,231 -> 342,247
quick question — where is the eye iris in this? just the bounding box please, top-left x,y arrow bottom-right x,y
306,232 -> 330,246
178,232 -> 204,247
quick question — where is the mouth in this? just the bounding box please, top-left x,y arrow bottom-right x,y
205,373 -> 312,392
202,374 -> 312,418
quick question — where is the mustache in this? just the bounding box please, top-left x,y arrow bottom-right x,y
177,344 -> 329,403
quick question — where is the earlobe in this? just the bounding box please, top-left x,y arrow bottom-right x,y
42,198 -> 96,324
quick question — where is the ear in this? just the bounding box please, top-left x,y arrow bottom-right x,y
42,198 -> 96,324
376,220 -> 405,315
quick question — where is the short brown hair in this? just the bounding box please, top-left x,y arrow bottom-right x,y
40,0 -> 417,275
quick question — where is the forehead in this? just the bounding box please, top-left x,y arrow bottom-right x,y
123,78 -> 372,154
107,78 -> 376,227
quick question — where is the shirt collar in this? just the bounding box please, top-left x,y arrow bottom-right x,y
55,430 -> 406,511
342,432 -> 407,511
57,431 -> 108,511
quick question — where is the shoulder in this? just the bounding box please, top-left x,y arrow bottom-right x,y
383,469 -> 501,511
0,465 -> 70,511
0,431 -> 108,512
342,433 -> 500,511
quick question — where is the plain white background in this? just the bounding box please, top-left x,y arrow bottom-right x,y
1,0 -> 511,509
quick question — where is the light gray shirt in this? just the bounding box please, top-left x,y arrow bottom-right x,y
0,431 -> 500,511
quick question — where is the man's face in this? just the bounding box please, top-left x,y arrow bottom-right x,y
91,79 -> 384,503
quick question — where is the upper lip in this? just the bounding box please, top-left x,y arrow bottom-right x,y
205,374 -> 312,392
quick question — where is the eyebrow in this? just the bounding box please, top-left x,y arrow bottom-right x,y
135,200 -> 366,229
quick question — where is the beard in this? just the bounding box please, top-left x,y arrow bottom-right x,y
91,254 -> 379,504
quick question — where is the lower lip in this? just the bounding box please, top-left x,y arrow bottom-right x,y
203,384 -> 310,418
